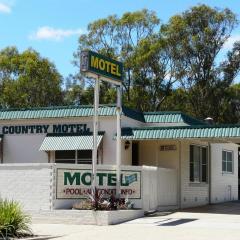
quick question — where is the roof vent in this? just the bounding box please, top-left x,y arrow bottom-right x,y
204,117 -> 214,125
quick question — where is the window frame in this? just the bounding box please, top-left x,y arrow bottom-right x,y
222,149 -> 234,174
55,150 -> 93,164
189,144 -> 208,184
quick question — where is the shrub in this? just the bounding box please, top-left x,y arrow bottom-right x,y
73,189 -> 134,211
0,199 -> 32,239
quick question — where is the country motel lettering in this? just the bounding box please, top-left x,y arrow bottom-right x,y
1,124 -> 90,135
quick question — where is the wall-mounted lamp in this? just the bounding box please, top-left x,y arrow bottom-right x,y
125,141 -> 130,150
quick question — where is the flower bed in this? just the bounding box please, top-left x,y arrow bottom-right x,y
70,190 -> 144,225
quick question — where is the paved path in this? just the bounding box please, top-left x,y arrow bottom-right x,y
30,202 -> 240,240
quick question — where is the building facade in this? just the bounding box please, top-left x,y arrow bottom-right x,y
0,105 -> 239,210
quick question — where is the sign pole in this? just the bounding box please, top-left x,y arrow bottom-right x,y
80,50 -> 123,199
92,76 -> 100,197
116,85 -> 122,198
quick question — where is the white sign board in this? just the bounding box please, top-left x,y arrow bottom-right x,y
56,168 -> 141,199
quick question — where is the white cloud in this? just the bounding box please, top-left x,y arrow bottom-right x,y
223,35 -> 240,49
29,26 -> 84,41
0,2 -> 11,13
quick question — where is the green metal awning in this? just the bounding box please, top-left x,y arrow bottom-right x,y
39,133 -> 104,151
121,125 -> 240,140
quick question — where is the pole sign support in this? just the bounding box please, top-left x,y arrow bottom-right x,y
92,76 -> 100,197
116,86 -> 122,198
80,50 -> 123,198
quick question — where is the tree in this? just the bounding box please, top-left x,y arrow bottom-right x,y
229,83 -> 240,122
0,47 -> 63,108
70,6 -> 240,123
161,4 -> 239,122
130,34 -> 179,111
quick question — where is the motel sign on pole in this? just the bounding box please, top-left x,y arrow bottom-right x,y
80,50 -> 123,198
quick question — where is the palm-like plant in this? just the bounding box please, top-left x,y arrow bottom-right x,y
0,199 -> 32,238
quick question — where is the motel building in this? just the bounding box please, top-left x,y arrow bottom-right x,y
0,104 -> 240,212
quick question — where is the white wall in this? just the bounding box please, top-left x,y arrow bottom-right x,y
142,166 -> 178,211
142,166 -> 158,211
0,117 -> 94,164
139,140 -> 239,209
157,141 -> 179,169
138,140 -> 180,169
0,163 -> 178,212
3,135 -> 48,163
210,143 -> 238,203
0,115 -> 142,165
158,168 -> 178,207
139,141 -> 158,166
0,164 -> 54,211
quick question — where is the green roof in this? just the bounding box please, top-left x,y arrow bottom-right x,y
0,105 -> 207,125
0,105 -> 144,122
121,125 -> 240,140
0,105 -> 115,120
143,111 -> 206,125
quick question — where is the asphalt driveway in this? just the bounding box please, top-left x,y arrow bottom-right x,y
30,201 -> 240,240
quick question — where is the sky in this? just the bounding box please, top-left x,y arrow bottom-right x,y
0,0 -> 240,83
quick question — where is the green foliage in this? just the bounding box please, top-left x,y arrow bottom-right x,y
129,34 -> 178,111
0,199 -> 32,238
73,9 -> 161,105
0,47 -> 63,108
1,6 -> 239,124
161,4 -> 239,122
71,5 -> 240,123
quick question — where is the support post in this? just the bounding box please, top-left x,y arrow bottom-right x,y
116,85 -> 122,198
208,142 -> 211,204
92,77 -> 100,196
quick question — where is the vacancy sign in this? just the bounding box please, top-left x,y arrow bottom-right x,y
56,168 -> 141,199
80,50 -> 123,84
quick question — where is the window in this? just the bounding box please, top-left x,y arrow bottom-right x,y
55,150 -> 92,164
222,150 -> 233,173
77,150 -> 92,164
55,150 -> 75,164
190,145 -> 208,183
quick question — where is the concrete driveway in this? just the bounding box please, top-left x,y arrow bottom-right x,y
30,202 -> 240,240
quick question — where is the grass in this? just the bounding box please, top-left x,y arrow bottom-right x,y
0,199 -> 32,239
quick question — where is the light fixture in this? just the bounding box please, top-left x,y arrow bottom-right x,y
125,141 -> 130,150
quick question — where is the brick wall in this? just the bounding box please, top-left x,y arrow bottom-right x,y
210,143 -> 238,203
0,164 -> 54,211
180,141 -> 209,208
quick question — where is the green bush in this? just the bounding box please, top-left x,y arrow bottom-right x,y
0,199 -> 32,238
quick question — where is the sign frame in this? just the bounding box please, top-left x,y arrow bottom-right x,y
80,50 -> 123,85
56,168 -> 142,200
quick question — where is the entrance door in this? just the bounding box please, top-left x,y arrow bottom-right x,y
132,142 -> 139,166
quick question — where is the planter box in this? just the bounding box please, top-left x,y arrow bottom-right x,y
93,209 -> 144,225
30,209 -> 144,225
